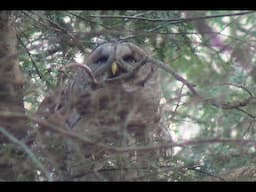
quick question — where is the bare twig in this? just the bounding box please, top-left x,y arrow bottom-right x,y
65,62 -> 98,84
84,11 -> 255,23
105,56 -> 148,82
17,34 -> 52,87
150,57 -> 256,117
1,111 -> 256,153
169,84 -> 185,128
204,97 -> 253,110
187,166 -> 225,181
235,107 -> 256,119
0,126 -> 53,181
148,57 -> 199,96
217,82 -> 253,97
116,138 -> 256,153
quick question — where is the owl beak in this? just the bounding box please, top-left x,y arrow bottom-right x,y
111,62 -> 118,75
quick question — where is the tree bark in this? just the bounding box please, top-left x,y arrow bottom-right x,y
0,11 -> 29,180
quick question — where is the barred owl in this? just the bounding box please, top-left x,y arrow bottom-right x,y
38,41 -> 162,180
63,42 -> 161,144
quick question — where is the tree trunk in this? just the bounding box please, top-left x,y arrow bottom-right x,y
0,11 -> 29,180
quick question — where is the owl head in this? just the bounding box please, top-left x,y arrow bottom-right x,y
86,42 -> 149,82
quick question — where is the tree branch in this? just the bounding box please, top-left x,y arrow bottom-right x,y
83,11 -> 255,23
1,111 -> 255,156
17,34 -> 53,87
149,57 -> 256,118
0,126 -> 52,181
148,57 -> 199,96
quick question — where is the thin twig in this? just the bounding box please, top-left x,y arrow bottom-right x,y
217,82 -> 253,97
187,166 -> 225,181
65,63 -> 98,84
235,107 -> 256,119
1,112 -> 255,154
105,56 -> 148,82
169,84 -> 185,129
0,126 -> 53,181
148,57 -> 199,96
17,34 -> 52,87
150,57 -> 256,117
116,138 -> 256,153
84,11 -> 255,23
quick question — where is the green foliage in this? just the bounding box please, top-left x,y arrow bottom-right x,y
13,10 -> 256,181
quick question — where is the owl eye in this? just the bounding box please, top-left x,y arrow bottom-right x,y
95,56 -> 109,64
123,55 -> 137,63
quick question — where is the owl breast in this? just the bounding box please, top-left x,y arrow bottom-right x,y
72,68 -> 160,143
62,42 -> 161,144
